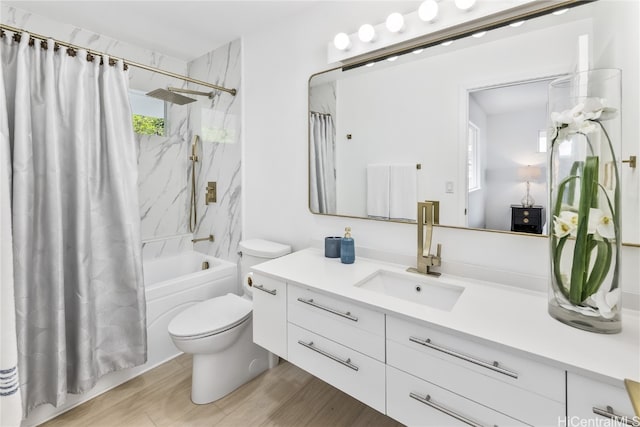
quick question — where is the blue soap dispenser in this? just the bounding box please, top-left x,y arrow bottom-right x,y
340,226 -> 355,264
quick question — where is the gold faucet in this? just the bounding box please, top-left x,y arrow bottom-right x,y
408,201 -> 442,277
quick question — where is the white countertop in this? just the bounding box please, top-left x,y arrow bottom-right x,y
252,248 -> 640,385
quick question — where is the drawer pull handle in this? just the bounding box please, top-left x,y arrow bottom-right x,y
254,284 -> 277,295
297,297 -> 358,322
409,392 -> 486,427
297,340 -> 359,371
409,336 -> 518,379
592,406 -> 636,426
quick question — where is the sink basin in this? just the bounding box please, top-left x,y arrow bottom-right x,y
354,270 -> 464,311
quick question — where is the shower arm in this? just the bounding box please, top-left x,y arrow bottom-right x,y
169,86 -> 215,100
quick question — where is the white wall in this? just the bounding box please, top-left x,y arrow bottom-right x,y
242,2 -> 639,307
592,0 -> 640,244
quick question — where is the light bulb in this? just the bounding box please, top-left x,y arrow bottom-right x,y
387,56 -> 398,62
552,8 -> 569,15
333,32 -> 351,51
472,31 -> 487,38
365,62 -> 375,67
454,0 -> 476,11
358,24 -> 376,43
418,0 -> 439,22
509,20 -> 525,28
441,40 -> 454,46
386,13 -> 405,33
413,48 -> 424,54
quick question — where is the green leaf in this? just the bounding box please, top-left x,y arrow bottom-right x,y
569,156 -> 599,304
583,239 -> 612,300
567,161 -> 583,206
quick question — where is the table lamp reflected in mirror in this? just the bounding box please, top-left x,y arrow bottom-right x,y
518,165 -> 542,208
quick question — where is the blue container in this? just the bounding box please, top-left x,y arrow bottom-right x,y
340,227 -> 355,264
324,237 -> 342,258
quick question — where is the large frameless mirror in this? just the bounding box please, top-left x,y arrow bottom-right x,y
308,0 -> 639,245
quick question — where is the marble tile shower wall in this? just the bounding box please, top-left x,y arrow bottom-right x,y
2,6 -> 242,262
187,40 -> 242,262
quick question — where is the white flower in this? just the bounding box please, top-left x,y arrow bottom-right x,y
550,97 -> 618,140
551,106 -> 581,126
587,208 -> 601,234
588,208 -> 616,239
586,288 -> 620,319
597,215 -> 615,239
573,120 -> 598,134
553,214 -> 576,238
559,211 -> 578,237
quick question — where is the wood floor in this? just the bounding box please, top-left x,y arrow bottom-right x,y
43,354 -> 402,427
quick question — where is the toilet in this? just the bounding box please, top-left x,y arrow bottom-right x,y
168,239 -> 291,404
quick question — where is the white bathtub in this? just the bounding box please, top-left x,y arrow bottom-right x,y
143,251 -> 238,367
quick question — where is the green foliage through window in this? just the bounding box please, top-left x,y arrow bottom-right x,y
133,114 -> 165,136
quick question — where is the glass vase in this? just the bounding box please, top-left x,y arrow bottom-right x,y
547,69 -> 622,334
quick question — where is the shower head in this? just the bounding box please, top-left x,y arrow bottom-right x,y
146,88 -> 197,105
146,86 -> 216,105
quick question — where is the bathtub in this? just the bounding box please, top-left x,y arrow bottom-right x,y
143,251 -> 238,367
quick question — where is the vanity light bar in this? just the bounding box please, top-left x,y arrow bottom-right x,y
341,0 -> 594,72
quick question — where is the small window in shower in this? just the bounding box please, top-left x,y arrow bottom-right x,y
129,89 -> 166,136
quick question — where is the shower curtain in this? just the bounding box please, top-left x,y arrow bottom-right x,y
0,39 -> 22,427
309,112 -> 336,214
0,34 -> 147,416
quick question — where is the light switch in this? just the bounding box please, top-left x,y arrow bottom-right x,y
445,181 -> 454,194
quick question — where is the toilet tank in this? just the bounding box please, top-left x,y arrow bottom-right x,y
239,239 -> 291,295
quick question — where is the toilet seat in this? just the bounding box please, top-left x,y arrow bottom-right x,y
168,293 -> 252,340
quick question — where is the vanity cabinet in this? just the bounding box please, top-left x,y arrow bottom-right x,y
251,273 -> 288,358
567,373 -> 637,426
251,252 -> 636,427
387,316 -> 565,426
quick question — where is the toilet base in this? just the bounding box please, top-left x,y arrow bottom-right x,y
190,318 -> 269,404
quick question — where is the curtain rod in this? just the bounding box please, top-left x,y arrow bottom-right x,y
0,23 -> 237,96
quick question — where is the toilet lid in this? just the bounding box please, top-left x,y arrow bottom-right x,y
168,293 -> 252,339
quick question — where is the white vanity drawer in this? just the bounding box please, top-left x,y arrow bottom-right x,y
387,365 -> 526,427
251,273 -> 287,358
288,285 -> 385,361
287,323 -> 386,413
387,316 -> 565,425
567,373 -> 637,426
